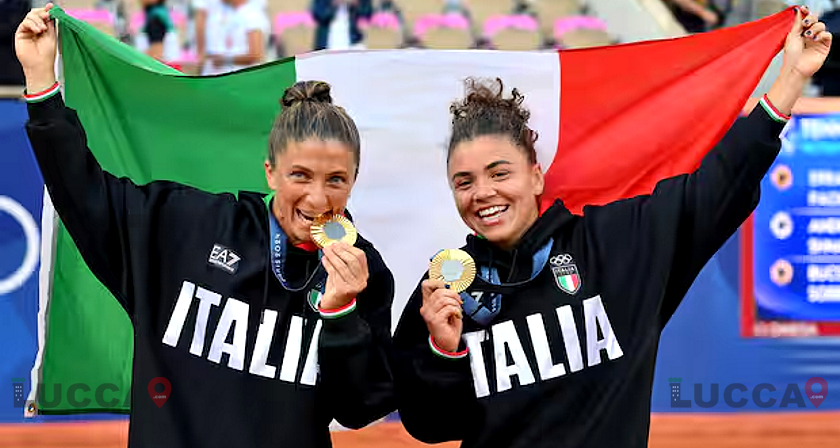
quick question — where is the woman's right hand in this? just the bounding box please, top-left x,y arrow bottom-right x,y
15,3 -> 58,93
420,279 -> 464,353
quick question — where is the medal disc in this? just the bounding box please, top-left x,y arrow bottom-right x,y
429,249 -> 476,293
311,213 -> 357,248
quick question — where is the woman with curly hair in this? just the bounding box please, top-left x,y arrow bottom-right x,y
393,6 -> 831,448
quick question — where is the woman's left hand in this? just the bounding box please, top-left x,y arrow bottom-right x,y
320,242 -> 369,310
784,6 -> 832,79
767,6 -> 833,115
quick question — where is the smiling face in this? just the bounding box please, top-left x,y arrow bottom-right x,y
264,139 -> 356,245
448,135 -> 544,250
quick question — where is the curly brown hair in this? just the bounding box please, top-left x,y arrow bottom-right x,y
268,81 -> 361,177
448,77 -> 538,164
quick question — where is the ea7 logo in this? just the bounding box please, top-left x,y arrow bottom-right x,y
209,245 -> 241,274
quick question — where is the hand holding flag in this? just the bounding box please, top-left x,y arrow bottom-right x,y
767,5 -> 833,115
786,6 -> 832,79
14,3 -> 57,94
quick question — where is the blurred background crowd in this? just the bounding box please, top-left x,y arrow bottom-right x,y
0,0 -> 837,88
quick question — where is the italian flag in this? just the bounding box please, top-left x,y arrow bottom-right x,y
28,5 -> 795,414
557,270 -> 581,293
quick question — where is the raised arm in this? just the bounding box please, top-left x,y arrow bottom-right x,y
585,7 -> 832,322
660,6 -> 832,315
17,4 -> 216,314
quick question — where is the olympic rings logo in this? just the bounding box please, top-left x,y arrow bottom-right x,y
550,254 -> 573,266
0,196 -> 40,296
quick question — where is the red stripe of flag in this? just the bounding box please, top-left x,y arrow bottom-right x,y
542,8 -> 795,214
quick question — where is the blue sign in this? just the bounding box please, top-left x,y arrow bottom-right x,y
753,114 -> 840,321
652,231 -> 840,412
0,97 -> 42,422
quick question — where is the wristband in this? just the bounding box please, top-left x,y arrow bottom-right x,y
319,298 -> 357,319
759,94 -> 791,123
428,335 -> 469,359
23,82 -> 60,103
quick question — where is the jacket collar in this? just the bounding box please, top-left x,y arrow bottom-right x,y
465,199 -> 576,282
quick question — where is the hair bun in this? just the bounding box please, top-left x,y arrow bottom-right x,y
447,77 -> 538,164
281,81 -> 333,108
450,78 -> 530,124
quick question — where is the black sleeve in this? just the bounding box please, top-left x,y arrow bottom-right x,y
25,94 -> 216,317
584,104 -> 786,324
145,16 -> 168,44
392,277 -> 480,443
317,245 -> 396,429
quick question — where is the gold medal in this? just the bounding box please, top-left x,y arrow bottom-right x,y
310,213 -> 358,248
429,249 -> 476,293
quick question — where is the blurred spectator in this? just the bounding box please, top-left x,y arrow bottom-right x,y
474,36 -> 496,49
784,0 -> 837,15
444,0 -> 466,13
0,0 -> 29,85
135,0 -> 179,62
665,0 -> 723,33
96,0 -> 133,43
812,32 -> 840,95
312,0 -> 373,51
193,0 -> 265,69
202,0 -> 268,75
812,5 -> 840,95
513,0 -> 535,15
400,35 -> 424,49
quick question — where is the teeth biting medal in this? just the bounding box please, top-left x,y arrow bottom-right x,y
310,213 -> 357,248
429,249 -> 476,292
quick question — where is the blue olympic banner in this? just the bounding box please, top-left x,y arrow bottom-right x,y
743,113 -> 840,336
0,97 -> 42,422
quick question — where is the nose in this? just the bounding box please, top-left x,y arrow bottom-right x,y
305,182 -> 330,212
473,178 -> 497,201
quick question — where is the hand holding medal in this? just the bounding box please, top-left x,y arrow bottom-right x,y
428,249 -> 476,292
311,213 -> 367,311
310,213 -> 357,248
420,249 -> 477,353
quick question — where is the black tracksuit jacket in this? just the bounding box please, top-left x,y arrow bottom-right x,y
393,103 -> 787,448
25,93 -> 395,448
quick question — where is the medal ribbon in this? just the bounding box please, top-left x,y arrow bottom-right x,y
266,198 -> 326,294
459,239 -> 553,327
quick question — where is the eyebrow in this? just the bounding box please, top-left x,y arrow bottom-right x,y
487,160 -> 511,170
290,165 -> 313,173
452,160 -> 512,181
